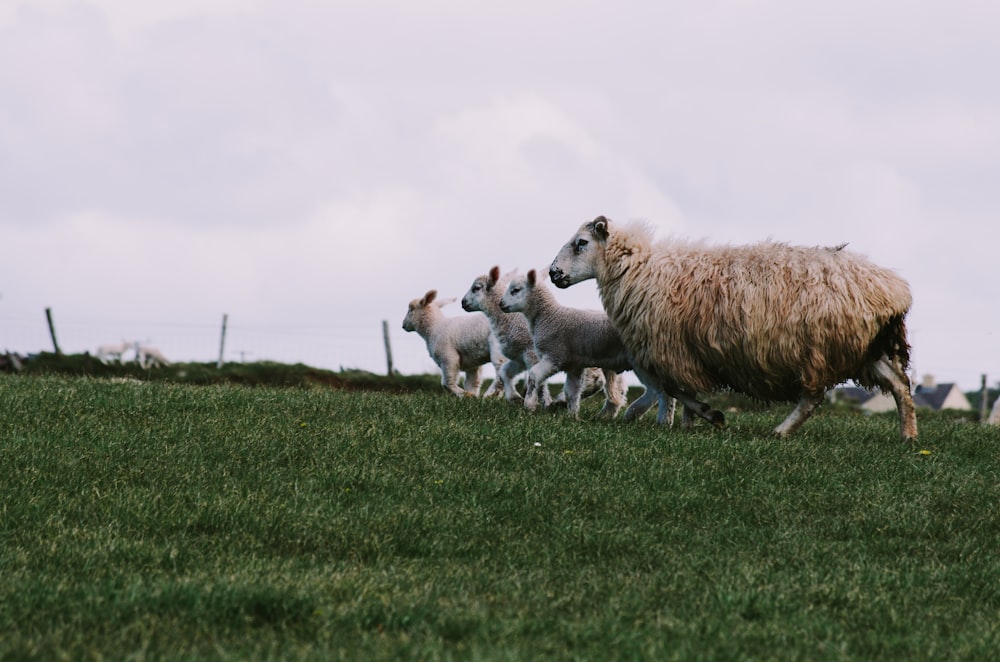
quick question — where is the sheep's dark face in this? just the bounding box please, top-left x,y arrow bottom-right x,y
549,217 -> 607,288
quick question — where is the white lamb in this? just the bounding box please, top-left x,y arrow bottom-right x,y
136,343 -> 171,368
500,268 -> 673,420
402,289 -> 506,398
461,265 -> 606,407
96,340 -> 133,364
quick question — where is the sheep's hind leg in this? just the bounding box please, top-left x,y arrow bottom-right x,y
873,356 -> 918,443
672,390 -> 725,429
773,394 -> 825,437
656,395 -> 677,426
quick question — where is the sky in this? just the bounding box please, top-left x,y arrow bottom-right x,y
1,0 -> 998,391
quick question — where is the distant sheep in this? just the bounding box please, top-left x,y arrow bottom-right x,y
96,341 -> 132,364
549,216 -> 917,441
988,396 -> 1000,426
402,289 -> 506,398
499,268 -> 641,420
136,343 -> 171,369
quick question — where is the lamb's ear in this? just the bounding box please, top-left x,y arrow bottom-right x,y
527,269 -> 537,286
422,290 -> 438,306
488,265 -> 500,286
436,296 -> 457,308
592,216 -> 610,240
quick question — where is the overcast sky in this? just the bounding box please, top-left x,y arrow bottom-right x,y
1,0 -> 998,391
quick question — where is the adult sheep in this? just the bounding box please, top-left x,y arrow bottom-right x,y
548,216 -> 918,442
402,289 -> 506,398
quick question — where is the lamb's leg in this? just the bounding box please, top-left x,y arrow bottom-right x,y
597,370 -> 627,419
482,369 -> 504,398
563,368 -> 585,418
873,355 -> 918,443
439,358 -> 467,397
774,393 -> 825,437
524,358 -> 559,412
462,367 -> 483,397
499,359 -> 525,402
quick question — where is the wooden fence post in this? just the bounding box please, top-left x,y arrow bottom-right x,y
382,320 -> 394,376
45,307 -> 62,355
981,374 -> 989,423
217,313 -> 228,369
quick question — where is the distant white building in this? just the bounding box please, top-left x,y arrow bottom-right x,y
833,374 -> 972,413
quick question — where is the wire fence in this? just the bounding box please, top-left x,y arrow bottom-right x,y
0,309 -> 442,376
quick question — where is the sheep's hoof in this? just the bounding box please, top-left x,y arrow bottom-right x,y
709,410 -> 726,429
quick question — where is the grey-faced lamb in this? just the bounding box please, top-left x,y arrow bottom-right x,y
549,215 -> 917,442
461,266 -> 609,408
500,268 -> 673,421
402,289 -> 506,398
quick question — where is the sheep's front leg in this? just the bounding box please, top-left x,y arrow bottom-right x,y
774,393 -> 825,437
524,357 -> 559,412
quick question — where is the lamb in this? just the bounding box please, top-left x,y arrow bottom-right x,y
136,343 -> 171,369
548,215 -> 918,442
96,340 -> 133,364
499,268 -> 673,421
460,266 -> 605,408
402,289 -> 506,398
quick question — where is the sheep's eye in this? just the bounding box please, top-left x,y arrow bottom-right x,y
574,238 -> 588,252
472,284 -> 481,292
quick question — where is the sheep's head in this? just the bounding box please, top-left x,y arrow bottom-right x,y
549,216 -> 610,288
499,269 -> 538,314
403,289 -> 450,332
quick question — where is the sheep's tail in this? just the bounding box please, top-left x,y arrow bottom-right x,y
867,313 -> 911,371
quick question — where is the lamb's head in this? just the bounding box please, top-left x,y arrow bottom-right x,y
499,269 -> 540,314
461,265 -> 503,313
402,289 -> 454,333
549,216 -> 610,289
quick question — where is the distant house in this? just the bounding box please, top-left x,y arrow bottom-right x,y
833,375 -> 972,413
912,375 -> 973,411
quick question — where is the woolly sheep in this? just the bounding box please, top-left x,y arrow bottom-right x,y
402,289 -> 506,398
461,266 -> 607,408
549,216 -> 918,442
500,268 -> 673,421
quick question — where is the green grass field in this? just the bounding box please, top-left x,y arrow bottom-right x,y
2,373 -> 999,660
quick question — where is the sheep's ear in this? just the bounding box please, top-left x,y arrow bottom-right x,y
488,265 -> 500,285
592,216 -> 610,240
527,269 -> 537,286
422,290 -> 438,306
436,296 -> 457,308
